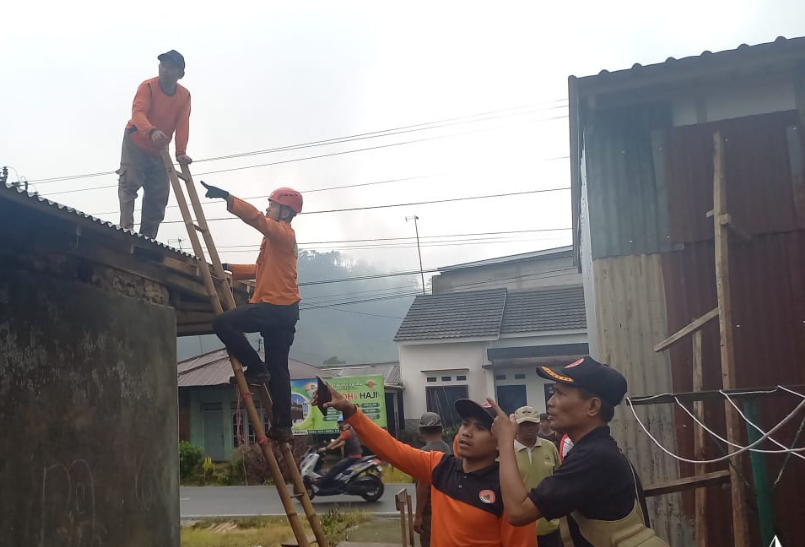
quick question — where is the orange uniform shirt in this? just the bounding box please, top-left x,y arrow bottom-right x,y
347,410 -> 537,547
226,197 -> 301,306
125,77 -> 191,155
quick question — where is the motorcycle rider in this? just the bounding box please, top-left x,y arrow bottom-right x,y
316,418 -> 363,489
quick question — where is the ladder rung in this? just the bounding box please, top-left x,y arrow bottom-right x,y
193,224 -> 208,233
176,172 -> 190,182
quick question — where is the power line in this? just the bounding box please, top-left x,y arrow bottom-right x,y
162,186 -> 571,222
300,290 -> 420,310
26,101 -> 568,185
45,119 -> 567,197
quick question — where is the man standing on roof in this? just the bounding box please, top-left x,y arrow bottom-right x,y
414,412 -> 452,547
118,50 -> 192,239
201,181 -> 303,442
490,356 -> 670,547
313,379 -> 536,547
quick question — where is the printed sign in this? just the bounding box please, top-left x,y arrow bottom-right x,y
290,375 -> 387,433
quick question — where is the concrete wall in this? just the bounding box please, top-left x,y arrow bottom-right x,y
431,254 -> 580,294
398,341 -> 489,419
0,269 -> 179,547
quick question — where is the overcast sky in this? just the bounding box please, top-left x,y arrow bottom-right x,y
3,1 -> 805,286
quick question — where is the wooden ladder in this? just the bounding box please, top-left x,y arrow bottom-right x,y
162,151 -> 328,547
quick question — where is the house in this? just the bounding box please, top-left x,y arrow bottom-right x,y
0,182 -> 248,546
570,36 -> 805,546
395,247 -> 586,429
178,349 -> 330,460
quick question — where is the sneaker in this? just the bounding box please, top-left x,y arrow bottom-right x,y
267,426 -> 293,443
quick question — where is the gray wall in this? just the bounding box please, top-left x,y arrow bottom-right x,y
0,271 -> 179,547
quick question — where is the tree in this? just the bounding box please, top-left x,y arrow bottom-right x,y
323,356 -> 346,365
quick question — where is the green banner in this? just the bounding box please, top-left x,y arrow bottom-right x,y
290,375 -> 387,433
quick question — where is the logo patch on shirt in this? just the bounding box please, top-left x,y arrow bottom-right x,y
479,490 -> 496,504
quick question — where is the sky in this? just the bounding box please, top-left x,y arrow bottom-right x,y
3,0 -> 805,290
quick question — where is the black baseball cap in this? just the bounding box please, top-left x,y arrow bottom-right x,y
158,50 -> 186,70
536,356 -> 628,406
454,399 -> 496,430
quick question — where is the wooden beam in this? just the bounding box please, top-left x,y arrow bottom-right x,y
644,470 -> 730,497
713,131 -> 750,547
693,330 -> 708,547
654,308 -> 719,352
718,213 -> 752,242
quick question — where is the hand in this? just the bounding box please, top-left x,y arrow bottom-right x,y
413,516 -> 424,535
200,180 -> 230,200
176,153 -> 193,165
312,375 -> 358,419
487,398 -> 517,445
150,129 -> 169,147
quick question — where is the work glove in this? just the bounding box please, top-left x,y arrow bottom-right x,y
200,180 -> 229,200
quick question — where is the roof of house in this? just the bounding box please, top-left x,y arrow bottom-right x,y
394,285 -> 586,342
177,348 -> 328,387
500,285 -> 586,334
322,361 -> 402,387
572,35 -> 805,96
437,246 -> 573,272
394,288 -> 508,342
2,182 -> 250,335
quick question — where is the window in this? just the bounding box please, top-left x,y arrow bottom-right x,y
426,385 -> 469,428
496,385 -> 527,415
515,373 -> 526,380
441,376 -> 452,382
426,377 -> 437,383
456,375 -> 467,381
495,374 -> 506,381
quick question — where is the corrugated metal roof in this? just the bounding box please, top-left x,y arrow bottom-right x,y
1,182 -> 192,258
574,36 -> 805,95
177,349 -> 328,387
393,288 -> 507,342
438,246 -> 573,272
323,362 -> 402,387
500,286 -> 586,334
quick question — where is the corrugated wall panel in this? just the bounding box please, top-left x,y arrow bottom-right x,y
662,233 -> 805,547
665,111 -> 804,244
586,103 -> 673,259
592,254 -> 691,546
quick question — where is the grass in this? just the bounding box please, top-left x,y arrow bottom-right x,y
382,465 -> 414,484
342,518 -> 405,543
181,509 -> 372,547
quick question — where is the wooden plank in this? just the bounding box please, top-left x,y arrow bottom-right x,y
395,490 -> 408,547
644,470 -> 730,497
692,330 -> 708,547
654,307 -> 719,352
713,131 -> 750,547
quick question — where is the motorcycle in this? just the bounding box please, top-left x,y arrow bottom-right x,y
299,443 -> 385,502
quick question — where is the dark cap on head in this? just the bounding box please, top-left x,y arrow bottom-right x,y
454,399 -> 496,430
419,412 -> 443,428
536,356 -> 628,406
158,50 -> 186,70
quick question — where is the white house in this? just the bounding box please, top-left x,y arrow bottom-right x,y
395,248 -> 587,429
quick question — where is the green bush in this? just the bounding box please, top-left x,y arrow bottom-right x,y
179,441 -> 205,479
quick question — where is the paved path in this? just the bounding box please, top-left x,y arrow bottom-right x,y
180,484 -> 415,518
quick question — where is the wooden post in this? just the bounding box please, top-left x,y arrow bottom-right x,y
712,132 -> 750,547
692,330 -> 708,547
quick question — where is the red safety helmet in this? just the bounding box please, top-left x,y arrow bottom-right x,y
268,187 -> 303,214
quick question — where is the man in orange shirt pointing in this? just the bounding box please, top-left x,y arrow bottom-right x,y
201,181 -> 303,443
118,50 -> 192,239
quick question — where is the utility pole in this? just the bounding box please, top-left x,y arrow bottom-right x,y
406,215 -> 426,294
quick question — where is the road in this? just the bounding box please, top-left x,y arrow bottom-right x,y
180,484 -> 416,518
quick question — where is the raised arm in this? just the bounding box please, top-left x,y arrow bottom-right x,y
488,399 -> 543,526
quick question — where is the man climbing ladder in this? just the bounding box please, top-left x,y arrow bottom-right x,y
161,153 -> 325,547
201,181 -> 303,443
